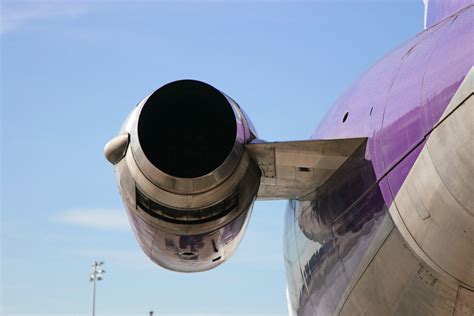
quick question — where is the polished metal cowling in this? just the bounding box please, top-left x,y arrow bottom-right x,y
106,79 -> 260,236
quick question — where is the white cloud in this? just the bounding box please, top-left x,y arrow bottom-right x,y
1,2 -> 88,35
53,208 -> 129,231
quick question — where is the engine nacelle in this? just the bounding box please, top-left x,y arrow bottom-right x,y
105,80 -> 261,272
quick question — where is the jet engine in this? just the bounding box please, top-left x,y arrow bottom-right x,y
105,79 -> 365,272
104,80 -> 261,272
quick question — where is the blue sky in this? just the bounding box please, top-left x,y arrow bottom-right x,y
1,1 -> 422,314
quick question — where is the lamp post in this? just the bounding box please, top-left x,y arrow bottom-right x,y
89,261 -> 105,316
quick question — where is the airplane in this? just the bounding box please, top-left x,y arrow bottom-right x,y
104,1 -> 473,315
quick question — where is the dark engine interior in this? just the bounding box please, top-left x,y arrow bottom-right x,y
137,80 -> 237,178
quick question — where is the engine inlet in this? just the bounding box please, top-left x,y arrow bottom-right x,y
137,80 -> 237,178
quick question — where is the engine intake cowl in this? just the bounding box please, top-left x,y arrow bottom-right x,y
131,80 -> 251,194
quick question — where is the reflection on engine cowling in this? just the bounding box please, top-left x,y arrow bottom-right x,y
106,80 -> 261,272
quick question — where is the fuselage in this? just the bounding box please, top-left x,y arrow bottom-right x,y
284,5 -> 474,315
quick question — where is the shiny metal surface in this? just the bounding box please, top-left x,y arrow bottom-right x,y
246,138 -> 366,200
339,224 -> 462,315
128,88 -> 250,195
285,144 -> 387,315
389,68 -> 474,289
106,80 -> 261,272
126,142 -> 256,211
285,5 -> 473,315
112,132 -> 260,271
129,150 -> 261,235
104,133 -> 129,165
338,89 -> 474,313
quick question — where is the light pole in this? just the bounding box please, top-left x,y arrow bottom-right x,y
89,261 -> 105,316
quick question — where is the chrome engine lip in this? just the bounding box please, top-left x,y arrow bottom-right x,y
129,92 -> 247,195
126,146 -> 252,210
